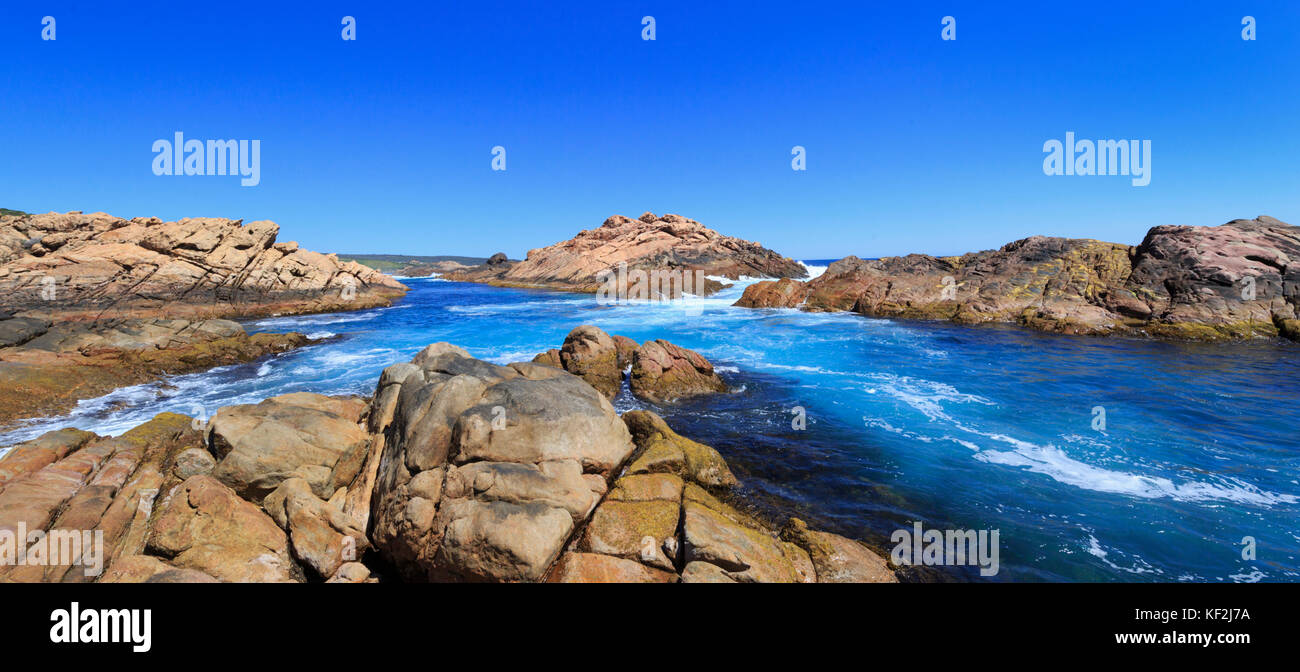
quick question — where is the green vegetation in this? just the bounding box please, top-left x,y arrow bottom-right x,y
336,253 -> 488,272
0,208 -> 29,216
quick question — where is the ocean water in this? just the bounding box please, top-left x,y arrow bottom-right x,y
3,266 -> 1298,582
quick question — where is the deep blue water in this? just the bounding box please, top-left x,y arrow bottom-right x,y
3,270 -> 1298,582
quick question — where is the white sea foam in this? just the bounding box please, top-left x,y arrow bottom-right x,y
799,261 -> 828,280
968,431 -> 1298,506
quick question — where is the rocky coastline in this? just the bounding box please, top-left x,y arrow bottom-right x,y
443,212 -> 808,295
0,334 -> 898,583
736,216 -> 1300,342
0,210 -> 410,429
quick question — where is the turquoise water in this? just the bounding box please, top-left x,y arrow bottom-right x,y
3,271 -> 1298,582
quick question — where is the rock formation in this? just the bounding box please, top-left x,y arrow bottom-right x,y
0,317 -> 308,428
629,339 -> 729,402
444,212 -> 806,293
0,340 -> 897,583
0,210 -> 408,320
736,216 -> 1300,341
532,325 -> 728,402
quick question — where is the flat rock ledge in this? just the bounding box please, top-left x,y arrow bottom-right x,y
0,342 -> 896,583
0,317 -> 309,429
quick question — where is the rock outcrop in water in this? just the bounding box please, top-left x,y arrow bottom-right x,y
444,212 -> 807,294
0,341 -> 897,583
0,317 -> 308,428
736,216 -> 1300,341
532,325 -> 728,402
0,209 -> 406,430
0,210 -> 408,320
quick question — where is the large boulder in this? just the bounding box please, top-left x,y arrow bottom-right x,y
146,474 -> 300,583
367,344 -> 635,582
206,393 -> 369,502
734,277 -> 809,308
630,339 -> 728,402
558,325 -> 622,399
263,477 -> 370,579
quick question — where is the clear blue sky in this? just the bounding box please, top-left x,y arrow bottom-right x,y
2,1 -> 1297,259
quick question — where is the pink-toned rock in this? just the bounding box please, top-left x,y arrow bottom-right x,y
444,212 -> 805,292
630,339 -> 728,403
0,210 -> 407,318
733,216 -> 1300,341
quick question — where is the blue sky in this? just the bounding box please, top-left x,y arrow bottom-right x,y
2,1 -> 1297,259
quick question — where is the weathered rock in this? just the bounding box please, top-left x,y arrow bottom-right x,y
367,344 -> 634,582
735,216 -> 1300,341
681,560 -> 739,583
629,339 -> 728,402
207,393 -> 369,502
0,413 -> 205,582
734,277 -> 809,309
0,318 -> 307,428
531,349 -> 562,368
782,518 -> 898,583
147,475 -> 299,582
263,477 -> 369,579
0,316 -> 51,347
612,335 -> 639,369
580,499 -> 679,571
558,325 -> 622,399
0,427 -> 96,487
326,562 -> 373,583
622,410 -> 738,488
0,210 -> 408,318
99,555 -> 220,583
172,447 -> 215,480
681,497 -> 814,583
444,212 -> 806,292
548,552 -> 677,583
